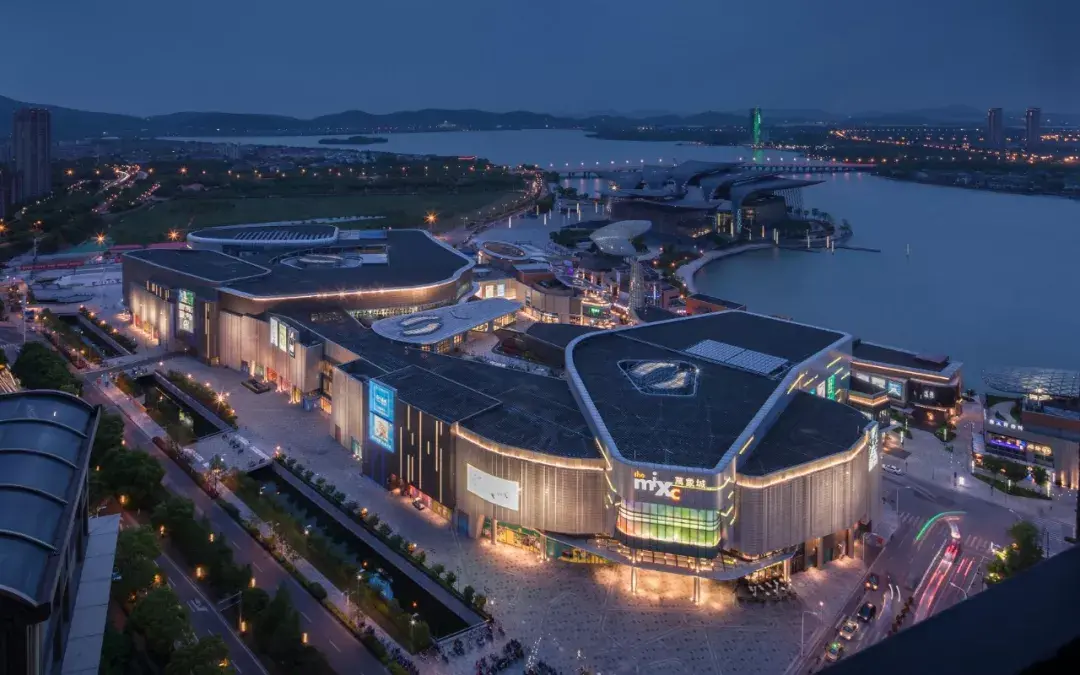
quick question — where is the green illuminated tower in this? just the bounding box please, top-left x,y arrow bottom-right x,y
749,107 -> 762,147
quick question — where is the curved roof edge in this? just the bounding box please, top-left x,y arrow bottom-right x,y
983,367 -> 1080,399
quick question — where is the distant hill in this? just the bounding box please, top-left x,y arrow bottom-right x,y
1,95 -> 1075,140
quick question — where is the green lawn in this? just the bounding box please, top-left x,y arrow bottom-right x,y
107,192 -> 513,244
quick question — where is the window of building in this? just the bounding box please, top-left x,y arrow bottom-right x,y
616,500 -> 721,550
496,283 -> 506,297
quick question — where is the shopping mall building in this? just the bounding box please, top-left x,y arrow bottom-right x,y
121,225 -> 883,586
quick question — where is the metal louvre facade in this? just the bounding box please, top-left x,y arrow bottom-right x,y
733,436 -> 879,556
218,311 -> 321,393
454,432 -> 608,536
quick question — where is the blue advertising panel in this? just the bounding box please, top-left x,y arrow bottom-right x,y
368,380 -> 395,451
886,380 -> 904,399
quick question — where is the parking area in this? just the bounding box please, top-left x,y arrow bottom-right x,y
160,355 -> 868,674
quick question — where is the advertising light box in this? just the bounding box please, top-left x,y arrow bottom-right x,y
466,464 -> 520,511
368,380 -> 395,451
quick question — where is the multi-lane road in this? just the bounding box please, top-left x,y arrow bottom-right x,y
797,464 -> 1056,672
85,382 -> 386,675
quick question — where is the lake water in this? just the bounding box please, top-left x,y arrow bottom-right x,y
182,130 -> 1080,382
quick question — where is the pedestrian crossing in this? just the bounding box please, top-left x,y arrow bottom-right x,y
894,512 -> 994,553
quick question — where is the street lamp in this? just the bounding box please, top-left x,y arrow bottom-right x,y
947,581 -> 968,600
800,601 -> 824,654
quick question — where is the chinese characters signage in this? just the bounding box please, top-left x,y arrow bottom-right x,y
368,380 -> 395,451
177,289 -> 195,334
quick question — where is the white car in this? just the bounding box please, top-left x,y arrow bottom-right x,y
883,464 -> 903,475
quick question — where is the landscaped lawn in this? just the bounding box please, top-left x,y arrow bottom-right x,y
107,192 -> 513,243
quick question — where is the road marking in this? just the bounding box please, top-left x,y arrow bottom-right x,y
231,541 -> 241,550
251,560 -> 263,572
328,639 -> 342,653
300,611 -> 312,623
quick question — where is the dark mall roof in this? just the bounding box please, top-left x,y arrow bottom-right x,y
524,323 -> 602,349
130,230 -> 471,298
124,248 -> 270,283
852,341 -> 957,375
375,366 -> 500,423
637,306 -> 679,323
570,332 -> 778,467
739,393 -> 871,476
628,311 -> 844,364
0,391 -> 99,616
337,333 -> 596,459
826,546 -> 1080,675
567,311 -> 849,468
689,293 -> 747,310
225,230 -> 471,298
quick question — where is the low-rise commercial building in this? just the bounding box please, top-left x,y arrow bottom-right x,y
0,391 -> 118,675
851,341 -> 963,428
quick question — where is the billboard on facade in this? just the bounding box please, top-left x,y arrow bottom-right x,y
368,380 -> 395,451
270,317 -> 279,347
466,464 -> 520,511
177,289 -> 195,334
287,328 -> 297,358
277,321 -> 288,352
886,380 -> 903,399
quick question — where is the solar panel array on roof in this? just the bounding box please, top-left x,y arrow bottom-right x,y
232,229 -> 328,242
684,339 -> 790,377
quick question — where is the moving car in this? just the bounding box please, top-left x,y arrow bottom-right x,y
825,641 -> 845,662
839,618 -> 860,641
944,541 -> 961,562
865,573 -> 880,591
883,464 -> 903,475
857,602 -> 878,623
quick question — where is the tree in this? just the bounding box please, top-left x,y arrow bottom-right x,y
114,526 -> 161,600
241,587 -> 271,620
444,571 -> 457,588
209,454 -> 227,473
462,585 -> 475,604
1032,465 -> 1049,486
127,587 -> 191,662
431,563 -> 445,578
99,626 -> 133,675
1001,462 -> 1028,484
104,448 -> 165,507
166,635 -> 235,675
986,520 -> 1044,585
93,413 -> 126,462
12,342 -> 81,393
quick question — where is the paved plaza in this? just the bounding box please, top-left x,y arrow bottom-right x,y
159,356 -> 870,674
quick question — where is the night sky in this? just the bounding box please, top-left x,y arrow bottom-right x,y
5,0 -> 1076,117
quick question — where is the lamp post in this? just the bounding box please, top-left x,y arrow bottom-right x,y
800,601 -> 824,655
947,581 -> 968,600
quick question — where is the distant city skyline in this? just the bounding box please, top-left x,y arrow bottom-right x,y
3,0 -> 1076,118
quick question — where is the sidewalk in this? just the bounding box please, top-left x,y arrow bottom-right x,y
216,489 -> 405,651
889,407 -> 1077,534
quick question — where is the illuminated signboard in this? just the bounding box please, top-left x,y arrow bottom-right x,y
466,464 -> 520,511
826,374 -> 837,400
277,321 -> 288,353
816,381 -> 827,398
584,304 -> 604,318
287,328 -> 297,358
886,380 -> 904,399
868,425 -> 880,471
270,317 -> 279,347
177,289 -> 195,334
368,380 -> 395,451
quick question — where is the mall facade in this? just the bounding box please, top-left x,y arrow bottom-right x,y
121,227 -> 883,585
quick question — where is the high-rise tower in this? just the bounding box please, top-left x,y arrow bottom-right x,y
12,108 -> 52,204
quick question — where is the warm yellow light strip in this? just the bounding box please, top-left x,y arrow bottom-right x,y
454,425 -> 606,471
851,360 -> 952,383
737,435 -> 870,489
786,373 -> 805,394
721,505 -> 734,517
719,477 -> 732,489
604,471 -> 618,494
738,435 -> 755,455
726,491 -> 734,501
827,355 -> 843,368
848,393 -> 887,406
833,366 -> 846,376
594,439 -> 613,470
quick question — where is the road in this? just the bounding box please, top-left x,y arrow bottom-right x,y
796,465 -> 1044,672
85,382 -> 386,675
119,512 -> 267,675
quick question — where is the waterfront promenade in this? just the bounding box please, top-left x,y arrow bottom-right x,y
675,242 -> 774,293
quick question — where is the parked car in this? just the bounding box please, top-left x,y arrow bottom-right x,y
883,464 -> 903,475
